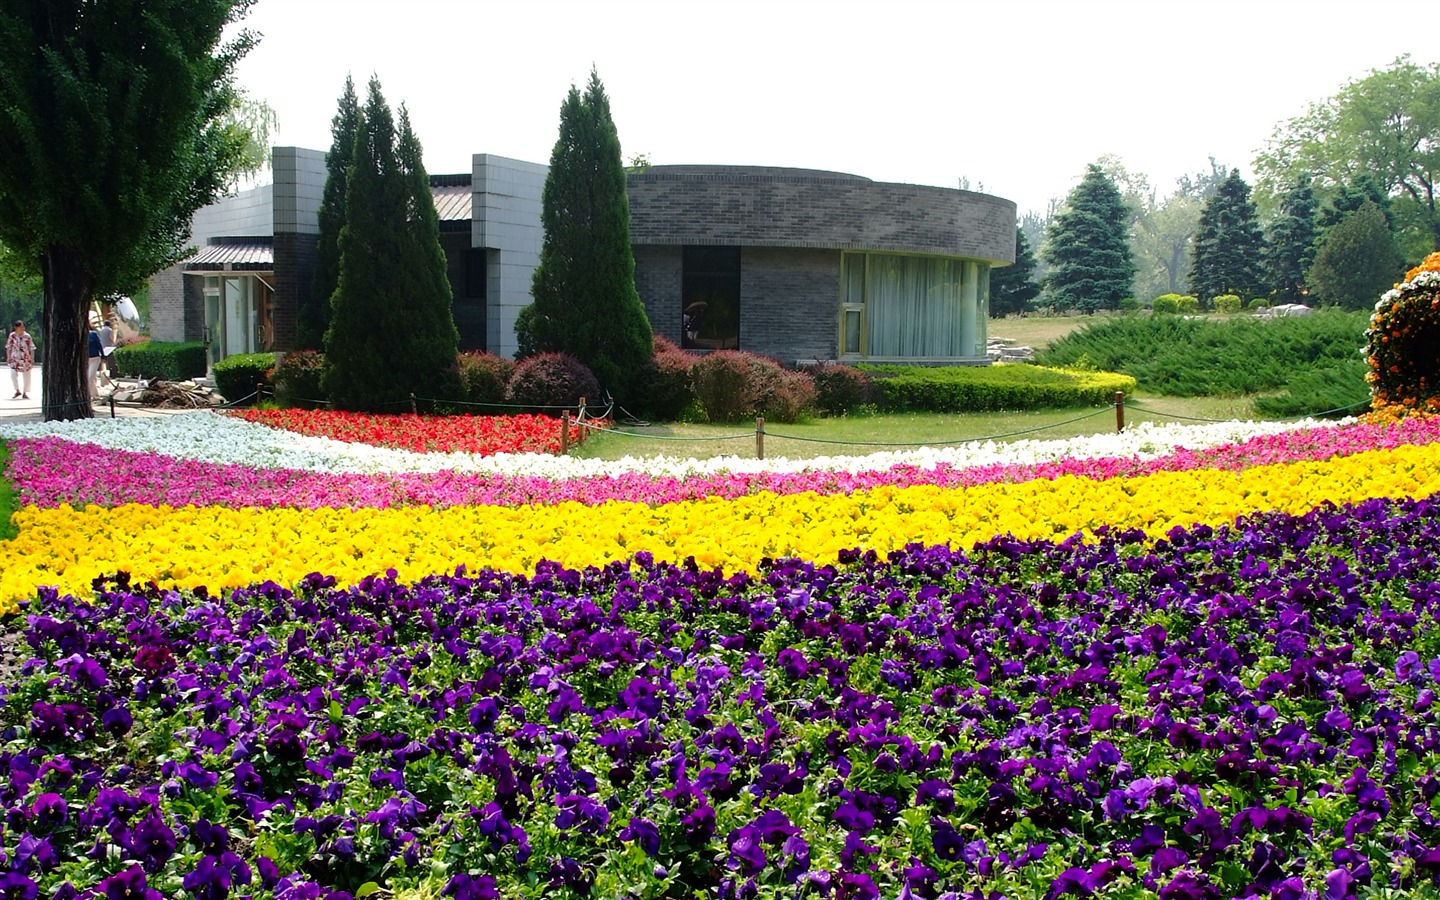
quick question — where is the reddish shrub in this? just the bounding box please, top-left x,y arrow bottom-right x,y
762,368 -> 818,423
691,350 -> 816,424
456,351 -> 515,409
273,350 -> 328,409
506,352 -> 602,415
810,364 -> 877,415
631,335 -> 696,421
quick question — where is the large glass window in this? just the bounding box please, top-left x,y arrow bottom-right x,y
682,246 -> 740,350
840,253 -> 986,359
203,274 -> 271,365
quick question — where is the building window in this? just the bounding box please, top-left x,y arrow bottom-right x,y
840,253 -> 986,359
682,246 -> 740,350
203,274 -> 271,366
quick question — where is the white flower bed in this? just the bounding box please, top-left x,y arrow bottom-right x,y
0,410 -> 1339,479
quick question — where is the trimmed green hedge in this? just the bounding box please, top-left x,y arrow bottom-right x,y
860,363 -> 1136,412
212,352 -> 279,405
111,341 -> 208,381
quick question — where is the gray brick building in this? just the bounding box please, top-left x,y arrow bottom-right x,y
155,153 -> 1015,369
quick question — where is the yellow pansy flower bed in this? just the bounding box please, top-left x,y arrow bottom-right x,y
2,442 -> 1438,612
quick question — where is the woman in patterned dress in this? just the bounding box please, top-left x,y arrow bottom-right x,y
6,320 -> 36,400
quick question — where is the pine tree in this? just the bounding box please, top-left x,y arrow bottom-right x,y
517,68 -> 652,395
1263,173 -> 1319,303
1041,164 -> 1135,312
1318,174 -> 1395,234
1306,200 -> 1405,310
322,78 -> 458,411
989,230 -> 1041,317
298,76 -> 359,350
1190,169 -> 1268,303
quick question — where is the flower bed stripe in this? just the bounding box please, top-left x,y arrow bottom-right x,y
3,441 -> 1439,610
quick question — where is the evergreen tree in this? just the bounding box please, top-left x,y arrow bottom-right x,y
322,79 -> 458,411
989,230 -> 1041,317
1306,200 -> 1405,310
1190,170 -> 1269,302
1041,164 -> 1135,312
1318,174 -> 1395,234
298,76 -> 359,350
517,68 -> 652,395
1264,173 -> 1319,303
0,0 -> 256,420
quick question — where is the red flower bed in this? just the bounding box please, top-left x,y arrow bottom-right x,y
228,409 -> 585,455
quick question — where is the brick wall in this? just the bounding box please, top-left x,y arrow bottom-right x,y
739,248 -> 839,362
272,232 -> 317,351
633,245 -> 682,344
148,264 -> 185,342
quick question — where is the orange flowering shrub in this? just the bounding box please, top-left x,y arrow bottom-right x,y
1365,251 -> 1440,414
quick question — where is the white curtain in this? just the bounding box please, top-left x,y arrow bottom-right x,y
864,255 -> 966,357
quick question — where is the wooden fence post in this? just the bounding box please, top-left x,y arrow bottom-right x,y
561,412 -> 570,455
409,392 -> 419,416
1115,391 -> 1125,433
756,416 -> 765,460
577,397 -> 586,444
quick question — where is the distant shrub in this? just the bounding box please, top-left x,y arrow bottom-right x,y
112,341 -> 207,381
455,351 -> 514,408
631,336 -> 695,421
1253,358 -> 1371,419
1248,297 -> 1270,310
506,352 -> 601,415
863,363 -> 1134,412
273,350 -> 328,408
1175,295 -> 1200,314
1151,294 -> 1182,315
1213,294 -> 1243,314
810,364 -> 877,415
1117,297 -> 1141,313
212,352 -> 278,405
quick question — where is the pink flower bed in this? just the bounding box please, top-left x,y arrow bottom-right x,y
10,417 -> 1440,511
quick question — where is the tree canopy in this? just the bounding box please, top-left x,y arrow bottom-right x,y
1307,200 -> 1405,310
1041,164 -> 1135,312
1190,170 -> 1268,302
299,76 -> 360,351
0,0 -> 257,420
989,230 -> 1041,317
1264,174 -> 1319,303
322,79 -> 458,411
1255,55 -> 1440,259
517,68 -> 652,396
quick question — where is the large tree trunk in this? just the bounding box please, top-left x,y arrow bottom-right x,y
41,245 -> 94,422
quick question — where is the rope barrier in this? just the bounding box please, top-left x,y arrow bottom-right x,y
1122,397 -> 1370,425
765,407 -> 1117,447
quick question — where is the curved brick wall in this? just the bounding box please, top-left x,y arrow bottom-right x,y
628,165 -> 1016,265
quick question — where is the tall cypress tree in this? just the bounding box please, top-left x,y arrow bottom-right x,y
517,67 -> 651,395
322,78 -> 457,411
989,230 -> 1041,317
1042,164 -> 1135,312
1190,169 -> 1268,302
1264,173 -> 1319,303
298,75 -> 358,350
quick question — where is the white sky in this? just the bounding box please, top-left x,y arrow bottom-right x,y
231,0 -> 1439,216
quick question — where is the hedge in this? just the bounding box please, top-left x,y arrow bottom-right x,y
110,341 -> 208,381
861,363 -> 1136,412
212,352 -> 279,405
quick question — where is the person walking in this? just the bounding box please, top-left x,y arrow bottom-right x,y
88,323 -> 103,399
6,320 -> 36,399
98,316 -> 117,383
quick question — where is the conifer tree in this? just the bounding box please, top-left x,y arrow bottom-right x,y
1191,170 -> 1269,302
322,78 -> 458,411
1041,164 -> 1135,312
298,76 -> 359,350
1264,173 -> 1319,303
518,68 -> 652,395
1306,200 -> 1405,310
989,230 -> 1041,317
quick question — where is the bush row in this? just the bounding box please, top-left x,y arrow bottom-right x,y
111,341 -> 208,382
861,362 -> 1136,413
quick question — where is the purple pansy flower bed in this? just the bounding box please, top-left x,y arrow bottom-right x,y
2,495 -> 1440,899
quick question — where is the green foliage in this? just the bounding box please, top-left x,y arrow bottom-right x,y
861,363 -> 1135,412
322,80 -> 459,412
0,0 -> 257,420
988,230 -> 1041,317
810,364 -> 878,416
1116,297 -> 1141,313
1252,358 -> 1371,418
1036,310 -> 1370,397
1306,201 -> 1405,310
1254,55 -> 1440,254
1248,297 -> 1270,310
520,68 -> 652,395
0,440 -> 16,541
112,341 -> 208,381
630,336 -> 695,421
505,352 -> 601,414
273,350 -> 328,408
1151,294 -> 1182,314
455,351 -> 515,409
1264,173 -> 1319,302
1191,170 -> 1268,301
212,351 -> 278,404
1042,164 -> 1136,312
299,76 -> 359,351
1176,295 -> 1200,314
1213,294 -> 1243,314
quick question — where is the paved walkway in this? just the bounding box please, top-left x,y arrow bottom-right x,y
0,366 -> 204,424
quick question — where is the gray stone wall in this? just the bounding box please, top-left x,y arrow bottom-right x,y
628,166 -> 1016,265
148,264 -> 185,343
739,248 -> 839,362
188,184 -> 273,245
272,232 -> 317,351
473,154 -> 546,358
633,245 -> 682,344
